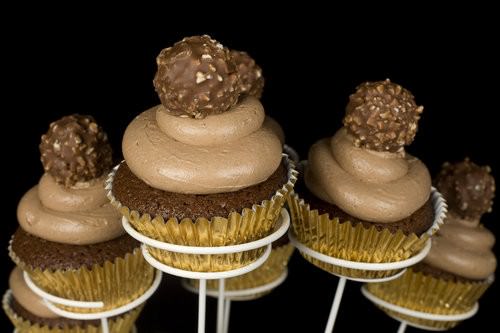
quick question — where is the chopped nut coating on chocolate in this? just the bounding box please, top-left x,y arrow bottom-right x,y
231,50 -> 264,99
343,79 -> 423,153
40,114 -> 113,187
153,35 -> 240,119
436,158 -> 495,219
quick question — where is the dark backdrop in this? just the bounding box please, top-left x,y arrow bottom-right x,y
2,9 -> 498,333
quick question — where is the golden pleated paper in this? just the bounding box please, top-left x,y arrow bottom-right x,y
189,244 -> 294,300
10,246 -> 154,313
366,268 -> 493,329
3,290 -> 143,333
106,155 -> 298,272
287,189 -> 446,279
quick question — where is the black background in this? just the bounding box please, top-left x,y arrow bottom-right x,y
1,7 -> 499,332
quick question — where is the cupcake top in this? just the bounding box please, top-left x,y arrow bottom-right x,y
305,79 -> 431,223
424,159 -> 496,280
17,115 -> 123,245
122,35 -> 284,195
9,267 -> 57,318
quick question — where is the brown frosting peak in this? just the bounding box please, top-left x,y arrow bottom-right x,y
231,50 -> 264,99
343,79 -> 423,153
153,35 -> 240,119
40,114 -> 113,187
436,158 -> 495,219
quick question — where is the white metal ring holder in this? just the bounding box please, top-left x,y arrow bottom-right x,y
122,208 -> 290,333
361,285 -> 479,332
22,269 -> 162,333
288,187 -> 447,332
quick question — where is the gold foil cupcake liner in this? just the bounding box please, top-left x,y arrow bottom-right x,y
189,244 -> 294,298
3,290 -> 143,333
287,188 -> 446,279
366,269 -> 493,329
9,244 -> 154,313
106,154 -> 298,272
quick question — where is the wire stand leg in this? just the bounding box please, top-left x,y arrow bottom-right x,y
217,278 -> 225,333
324,277 -> 347,333
223,299 -> 231,333
198,279 -> 207,333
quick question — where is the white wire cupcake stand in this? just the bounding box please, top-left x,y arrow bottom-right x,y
21,269 -> 162,333
122,208 -> 290,333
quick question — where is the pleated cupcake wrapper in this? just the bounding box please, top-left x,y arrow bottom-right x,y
3,290 -> 143,333
9,243 -> 154,313
287,188 -> 447,279
106,154 -> 298,272
366,269 -> 493,329
189,244 -> 294,297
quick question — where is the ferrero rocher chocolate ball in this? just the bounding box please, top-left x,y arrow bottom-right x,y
436,159 -> 495,219
343,79 -> 424,153
231,50 -> 264,99
153,35 -> 240,119
40,115 -> 113,187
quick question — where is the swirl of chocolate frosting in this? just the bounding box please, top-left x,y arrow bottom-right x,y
10,267 -> 57,318
306,128 -> 431,222
123,97 -> 282,194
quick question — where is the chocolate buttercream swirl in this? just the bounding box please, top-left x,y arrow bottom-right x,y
424,213 -> 496,280
17,174 -> 123,245
123,97 -> 282,194
306,128 -> 431,223
9,267 -> 57,318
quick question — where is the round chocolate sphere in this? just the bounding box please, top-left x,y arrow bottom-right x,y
153,35 -> 240,119
343,79 -> 424,153
40,114 -> 113,186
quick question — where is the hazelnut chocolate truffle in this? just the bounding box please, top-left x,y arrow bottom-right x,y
343,79 -> 423,153
40,114 -> 113,187
153,35 -> 240,119
436,158 -> 495,219
231,50 -> 264,99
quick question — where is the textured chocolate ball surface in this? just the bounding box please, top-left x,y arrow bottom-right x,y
153,35 -> 240,119
343,79 -> 423,152
436,159 -> 495,219
40,114 -> 113,186
231,50 -> 264,99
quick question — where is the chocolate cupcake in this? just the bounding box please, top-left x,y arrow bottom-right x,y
3,267 -> 143,333
9,115 -> 154,313
288,79 -> 446,279
107,35 -> 297,272
367,159 -> 496,329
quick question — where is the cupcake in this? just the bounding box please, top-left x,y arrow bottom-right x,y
188,234 -> 294,300
366,159 -> 496,329
288,79 -> 445,279
9,115 -> 154,313
3,267 -> 143,333
107,35 -> 297,272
